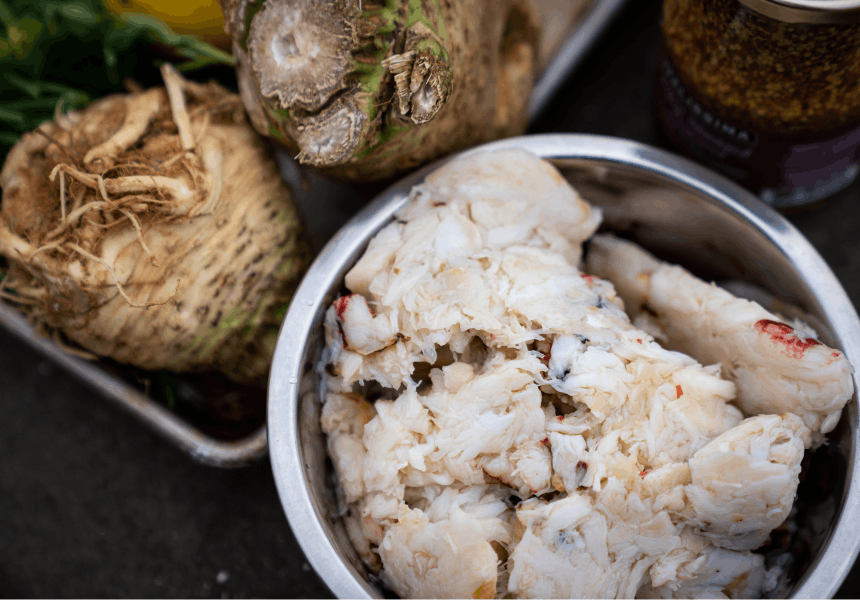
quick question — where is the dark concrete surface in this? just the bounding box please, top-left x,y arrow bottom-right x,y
1,0 -> 859,598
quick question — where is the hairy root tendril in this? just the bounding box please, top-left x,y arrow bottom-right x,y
4,64 -> 243,309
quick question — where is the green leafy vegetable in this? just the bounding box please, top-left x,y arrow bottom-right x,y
0,0 -> 235,163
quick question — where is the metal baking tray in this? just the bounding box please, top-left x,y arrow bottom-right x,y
0,0 -> 632,467
529,0 -> 632,120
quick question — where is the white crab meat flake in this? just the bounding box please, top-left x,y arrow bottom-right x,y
586,234 -> 855,437
684,414 -> 809,551
379,486 -> 512,599
317,149 -> 853,599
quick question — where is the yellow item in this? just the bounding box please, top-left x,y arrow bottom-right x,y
103,0 -> 232,49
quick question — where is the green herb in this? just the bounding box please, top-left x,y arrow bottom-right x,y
0,0 -> 236,163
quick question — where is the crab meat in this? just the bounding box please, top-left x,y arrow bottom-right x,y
317,149 -> 853,599
397,147 -> 603,262
326,149 -> 604,390
507,479 -> 700,599
483,439 -> 555,497
320,391 -> 376,504
342,499 -> 384,573
360,351 -> 551,511
330,293 -> 399,354
545,342 -> 743,490
684,413 -> 810,550
641,546 -> 766,599
585,234 -> 855,435
379,486 -> 512,599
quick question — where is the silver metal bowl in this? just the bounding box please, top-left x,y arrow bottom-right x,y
268,134 -> 860,599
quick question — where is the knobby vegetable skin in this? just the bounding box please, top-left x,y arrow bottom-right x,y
218,0 -> 541,181
0,65 -> 309,385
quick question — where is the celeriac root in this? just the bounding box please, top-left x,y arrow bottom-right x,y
0,65 -> 310,384
67,242 -> 175,309
161,63 -> 196,152
82,89 -> 165,171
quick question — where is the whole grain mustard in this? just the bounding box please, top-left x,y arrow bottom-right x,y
655,0 -> 860,208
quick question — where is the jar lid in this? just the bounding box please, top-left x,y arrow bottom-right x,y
737,0 -> 860,23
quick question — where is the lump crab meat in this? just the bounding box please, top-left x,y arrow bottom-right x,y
640,546 -> 767,599
379,486 -> 513,599
317,149 -> 850,599
585,234 -> 855,435
684,413 -> 810,551
506,478 -> 752,600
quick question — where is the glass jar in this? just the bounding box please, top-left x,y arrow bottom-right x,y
655,0 -> 860,209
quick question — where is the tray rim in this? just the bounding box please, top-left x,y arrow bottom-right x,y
0,302 -> 268,468
528,0 -> 633,121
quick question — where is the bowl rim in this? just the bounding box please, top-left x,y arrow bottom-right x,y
268,133 -> 860,599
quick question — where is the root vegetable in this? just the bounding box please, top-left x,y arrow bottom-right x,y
0,65 -> 310,385
218,0 -> 542,181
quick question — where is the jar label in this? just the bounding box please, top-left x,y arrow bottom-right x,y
655,49 -> 860,208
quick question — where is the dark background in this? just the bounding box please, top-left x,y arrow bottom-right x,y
1,0 -> 859,597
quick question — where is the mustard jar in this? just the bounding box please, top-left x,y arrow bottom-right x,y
655,0 -> 860,209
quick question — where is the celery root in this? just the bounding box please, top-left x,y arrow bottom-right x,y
0,66 -> 310,385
